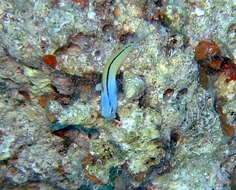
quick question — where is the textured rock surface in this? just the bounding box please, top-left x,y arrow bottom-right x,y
0,0 -> 236,190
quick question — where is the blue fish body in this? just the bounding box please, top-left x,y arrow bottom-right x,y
101,78 -> 117,119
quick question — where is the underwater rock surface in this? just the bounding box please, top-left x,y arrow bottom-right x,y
0,0 -> 236,190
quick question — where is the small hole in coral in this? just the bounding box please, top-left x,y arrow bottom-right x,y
170,130 -> 180,143
102,23 -> 114,33
94,50 -> 101,56
176,88 -> 188,100
163,88 -> 174,100
118,32 -> 135,44
230,112 -> 236,116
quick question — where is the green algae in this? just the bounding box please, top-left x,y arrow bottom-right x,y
123,72 -> 146,100
24,66 -> 52,95
54,101 -> 99,127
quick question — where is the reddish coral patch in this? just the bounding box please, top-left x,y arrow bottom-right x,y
58,167 -> 65,174
225,74 -> 236,83
219,59 -> 236,83
198,67 -> 209,89
46,111 -> 57,122
37,96 -> 50,108
223,124 -> 235,137
43,54 -> 57,69
85,173 -> 104,185
37,92 -> 72,108
135,172 -> 146,181
37,93 -> 57,108
195,40 -> 221,61
209,57 -> 222,70
82,154 -> 94,168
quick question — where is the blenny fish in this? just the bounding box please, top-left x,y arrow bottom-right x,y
100,32 -> 152,119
